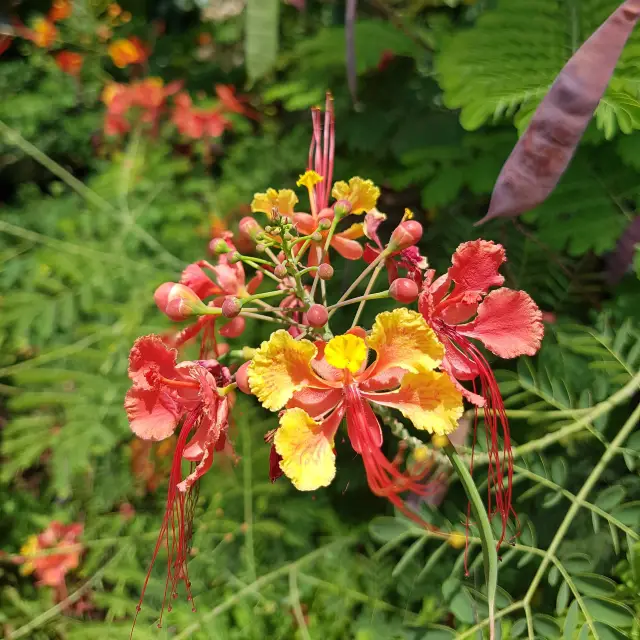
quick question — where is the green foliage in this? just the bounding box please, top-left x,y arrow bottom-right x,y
0,0 -> 639,638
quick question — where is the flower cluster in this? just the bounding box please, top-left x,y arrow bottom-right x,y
125,93 -> 543,628
18,521 -> 83,601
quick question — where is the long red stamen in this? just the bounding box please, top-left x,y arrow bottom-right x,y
159,376 -> 200,390
130,409 -> 202,637
344,386 -> 438,527
438,325 -> 516,553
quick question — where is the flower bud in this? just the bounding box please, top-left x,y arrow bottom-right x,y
318,263 -> 334,280
318,208 -> 335,224
333,199 -> 352,218
283,232 -> 294,241
210,238 -> 230,254
307,304 -> 328,328
318,218 -> 332,231
155,282 -> 208,321
264,225 -> 273,234
228,251 -> 241,264
239,216 -> 262,240
256,243 -> 266,253
235,361 -> 251,394
274,263 -> 288,279
388,220 -> 422,251
221,296 -> 241,318
389,278 -> 419,303
311,232 -> 323,243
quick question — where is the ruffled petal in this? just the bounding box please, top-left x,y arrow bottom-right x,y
125,387 -> 182,440
248,330 -> 326,410
128,335 -> 178,389
331,177 -> 380,214
364,208 -> 387,249
448,240 -> 505,295
251,188 -> 298,218
457,288 -> 543,358
358,366 -> 405,392
274,406 -> 343,491
362,370 -> 463,436
339,222 -> 365,240
331,233 -> 364,260
366,308 -> 444,376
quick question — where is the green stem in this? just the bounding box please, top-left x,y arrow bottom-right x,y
310,216 -> 340,299
444,437 -> 498,640
351,260 -> 385,328
327,290 -> 390,311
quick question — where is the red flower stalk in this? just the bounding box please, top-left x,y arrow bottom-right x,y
125,336 -> 232,630
418,240 -> 543,546
363,210 -> 427,285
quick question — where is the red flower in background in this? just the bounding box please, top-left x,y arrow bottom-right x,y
0,35 -> 12,56
30,18 -> 58,48
19,521 -> 83,601
48,0 -> 73,22
54,50 -> 83,76
419,240 -> 543,545
108,36 -> 149,68
125,336 -> 232,629
172,92 -> 230,140
215,84 -> 260,121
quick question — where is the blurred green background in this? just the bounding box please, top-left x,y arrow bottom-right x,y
0,1 -> 639,638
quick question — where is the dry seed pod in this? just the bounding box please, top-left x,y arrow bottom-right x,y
479,0 -> 640,224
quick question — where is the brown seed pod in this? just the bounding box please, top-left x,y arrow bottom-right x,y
479,0 -> 640,224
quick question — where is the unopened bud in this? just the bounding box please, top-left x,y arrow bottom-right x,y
318,264 -> 334,280
318,218 -> 332,231
307,304 -> 328,328
318,208 -> 335,223
284,232 -> 294,242
239,216 -> 262,240
388,220 -> 422,251
228,251 -> 241,264
274,263 -> 288,279
154,282 -> 208,321
389,278 -> 419,303
264,225 -> 273,234
333,199 -> 352,218
210,238 -> 230,254
311,232 -> 323,243
221,296 -> 241,318
256,243 -> 266,253
236,361 -> 251,394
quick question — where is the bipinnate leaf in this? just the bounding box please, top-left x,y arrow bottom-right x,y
480,0 -> 640,224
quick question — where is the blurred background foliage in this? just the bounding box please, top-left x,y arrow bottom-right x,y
0,0 -> 638,638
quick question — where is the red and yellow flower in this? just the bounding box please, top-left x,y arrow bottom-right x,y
419,239 -> 543,542
54,50 -> 83,76
108,36 -> 149,68
246,308 -> 463,518
48,0 -> 73,22
19,521 -> 83,601
31,18 -> 57,48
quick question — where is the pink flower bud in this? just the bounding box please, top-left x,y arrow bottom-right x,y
228,251 -> 241,264
235,361 -> 251,394
239,216 -> 262,240
154,283 -> 207,321
318,263 -> 334,280
274,263 -> 288,278
307,304 -> 328,328
221,296 -> 241,318
318,218 -> 333,231
389,278 -> 419,303
311,232 -> 323,243
389,220 -> 422,251
318,208 -> 335,225
333,199 -> 352,217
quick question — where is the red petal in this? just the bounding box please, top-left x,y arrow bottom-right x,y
331,234 -> 363,260
125,387 -> 181,440
457,289 -> 543,358
288,387 -> 343,418
293,212 -> 316,235
180,263 -> 220,299
247,271 -> 263,294
128,335 -> 178,389
448,240 -> 505,295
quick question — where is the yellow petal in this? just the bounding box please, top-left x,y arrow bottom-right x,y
274,408 -> 336,491
331,177 -> 380,214
367,308 -> 444,375
248,330 -> 318,411
324,334 -> 367,374
338,222 -> 365,240
251,188 -> 298,219
297,170 -> 323,190
364,370 -> 463,436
